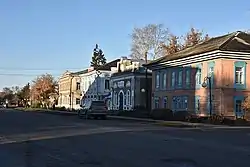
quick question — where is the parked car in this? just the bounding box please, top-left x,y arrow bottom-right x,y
78,100 -> 108,119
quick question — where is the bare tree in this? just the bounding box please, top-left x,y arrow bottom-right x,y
130,24 -> 169,60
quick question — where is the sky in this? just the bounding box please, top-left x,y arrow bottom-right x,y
0,0 -> 250,90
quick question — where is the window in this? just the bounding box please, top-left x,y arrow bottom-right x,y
163,96 -> 168,108
154,97 -> 159,109
185,69 -> 190,87
76,98 -> 80,105
236,100 -> 242,113
76,82 -> 80,90
235,67 -> 243,84
105,80 -> 110,89
183,96 -> 188,109
195,96 -> 200,113
113,92 -> 117,105
196,68 -> 201,85
172,96 -> 188,111
234,96 -> 245,118
176,97 -> 182,109
178,70 -> 183,87
127,90 -> 131,106
116,93 -> 119,105
208,61 -> 215,86
124,93 -> 127,105
155,73 -> 160,88
209,67 -> 214,74
163,72 -> 167,89
234,61 -> 246,89
171,71 -> 175,87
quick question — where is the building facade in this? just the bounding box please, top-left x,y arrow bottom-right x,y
110,57 -> 152,111
57,71 -> 82,109
146,31 -> 250,118
80,59 -> 120,109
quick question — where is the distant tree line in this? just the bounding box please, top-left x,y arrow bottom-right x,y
1,74 -> 58,108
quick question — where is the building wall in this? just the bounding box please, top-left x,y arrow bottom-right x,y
111,77 -> 133,110
58,73 -> 81,109
80,70 -> 112,104
151,57 -> 250,117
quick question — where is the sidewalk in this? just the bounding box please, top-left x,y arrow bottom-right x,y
15,108 -> 224,128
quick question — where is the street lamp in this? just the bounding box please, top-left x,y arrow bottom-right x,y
202,74 -> 212,118
96,70 -> 101,100
141,88 -> 145,92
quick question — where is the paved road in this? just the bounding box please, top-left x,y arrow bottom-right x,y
1,109 -> 250,167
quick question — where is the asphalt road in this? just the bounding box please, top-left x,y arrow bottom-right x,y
1,109 -> 250,167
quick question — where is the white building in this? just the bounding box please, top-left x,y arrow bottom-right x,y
79,59 -> 120,109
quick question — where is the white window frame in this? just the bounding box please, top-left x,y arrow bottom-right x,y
171,71 -> 175,87
154,97 -> 159,109
196,68 -> 202,85
163,73 -> 167,89
156,73 -> 160,88
178,70 -> 182,86
235,67 -> 244,84
163,96 -> 167,108
127,90 -> 131,106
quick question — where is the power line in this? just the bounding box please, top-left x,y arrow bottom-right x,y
0,67 -> 89,71
0,73 -> 61,77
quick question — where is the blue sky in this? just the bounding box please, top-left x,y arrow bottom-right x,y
0,0 -> 249,89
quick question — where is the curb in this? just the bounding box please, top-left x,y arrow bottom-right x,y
14,108 -> 77,116
14,109 -> 208,128
108,116 -> 202,127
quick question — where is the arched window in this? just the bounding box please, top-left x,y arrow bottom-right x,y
113,92 -> 116,105
124,92 -> 127,105
116,92 -> 119,105
127,90 -> 131,106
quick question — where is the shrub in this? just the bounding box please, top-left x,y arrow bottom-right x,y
150,109 -> 173,120
174,111 -> 202,122
31,102 -> 41,108
133,105 -> 146,112
117,110 -> 150,118
209,114 -> 224,124
55,106 -> 66,111
234,118 -> 249,126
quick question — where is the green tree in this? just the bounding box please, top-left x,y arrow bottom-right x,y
17,83 -> 30,106
90,44 -> 107,68
2,87 -> 14,102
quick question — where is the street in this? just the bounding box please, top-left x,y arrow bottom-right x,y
0,109 -> 250,167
